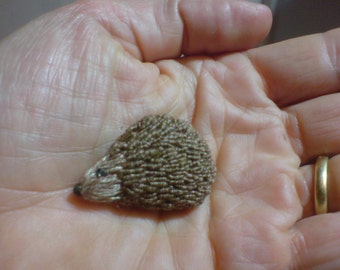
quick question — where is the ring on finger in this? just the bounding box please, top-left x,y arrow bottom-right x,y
314,156 -> 329,215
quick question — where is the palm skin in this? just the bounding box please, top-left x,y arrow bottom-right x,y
1,0 -> 340,269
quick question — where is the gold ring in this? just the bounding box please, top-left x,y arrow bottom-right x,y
314,156 -> 329,214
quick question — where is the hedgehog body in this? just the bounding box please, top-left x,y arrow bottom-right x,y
74,115 -> 216,211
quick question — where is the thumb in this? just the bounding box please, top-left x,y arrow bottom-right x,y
77,0 -> 272,61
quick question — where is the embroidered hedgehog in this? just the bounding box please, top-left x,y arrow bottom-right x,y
73,114 -> 216,211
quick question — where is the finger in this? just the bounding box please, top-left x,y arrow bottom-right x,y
291,214 -> 340,270
300,155 -> 340,217
247,28 -> 340,107
179,0 -> 272,55
285,94 -> 340,163
77,0 -> 272,61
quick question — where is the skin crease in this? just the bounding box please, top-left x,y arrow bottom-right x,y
0,0 -> 339,269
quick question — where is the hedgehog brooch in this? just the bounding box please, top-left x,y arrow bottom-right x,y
73,114 -> 216,211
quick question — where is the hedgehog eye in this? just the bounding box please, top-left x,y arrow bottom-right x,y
95,168 -> 108,178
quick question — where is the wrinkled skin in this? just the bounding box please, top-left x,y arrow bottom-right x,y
0,0 -> 340,269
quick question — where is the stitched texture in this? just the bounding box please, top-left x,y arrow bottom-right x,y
74,115 -> 216,211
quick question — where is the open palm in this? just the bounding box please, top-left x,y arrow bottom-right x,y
1,0 -> 340,269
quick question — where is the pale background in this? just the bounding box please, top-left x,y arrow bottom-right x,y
0,0 -> 339,42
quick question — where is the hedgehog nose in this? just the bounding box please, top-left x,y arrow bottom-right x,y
73,183 -> 82,196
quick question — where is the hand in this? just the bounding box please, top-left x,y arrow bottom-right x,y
0,0 -> 339,269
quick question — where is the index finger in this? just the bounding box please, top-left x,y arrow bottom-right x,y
247,28 -> 340,107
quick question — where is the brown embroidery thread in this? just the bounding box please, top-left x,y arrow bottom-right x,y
73,114 -> 216,211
